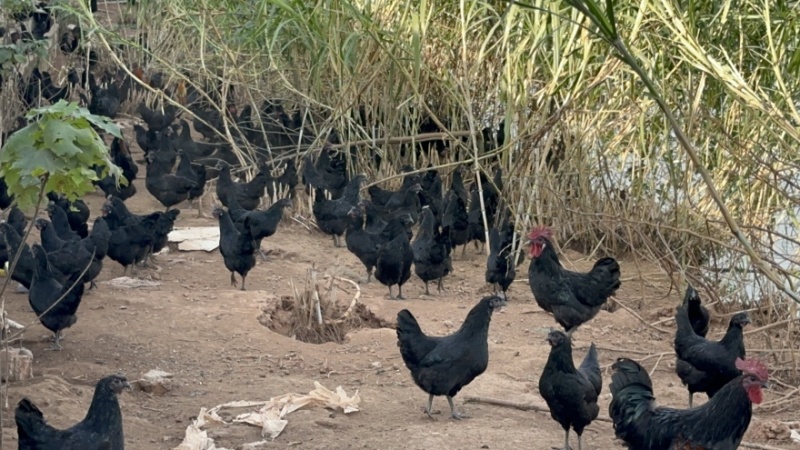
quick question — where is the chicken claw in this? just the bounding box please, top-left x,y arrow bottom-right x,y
46,331 -> 64,351
446,396 -> 468,420
422,394 -> 439,420
230,272 -> 238,288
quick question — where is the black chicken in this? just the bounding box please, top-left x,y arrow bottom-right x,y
485,219 -> 519,295
375,214 -> 414,300
46,194 -> 90,239
396,295 -> 506,420
466,184 -> 487,252
95,137 -> 138,201
46,201 -> 82,242
137,102 -> 179,132
674,285 -> 710,406
16,374 -> 129,450
29,245 -> 86,350
344,206 -> 381,282
227,194 -> 292,260
0,206 -> 27,266
81,218 -> 111,289
674,307 -> 749,408
368,167 -> 419,207
411,207 -> 452,295
101,199 -> 162,276
176,151 -> 207,217
216,163 -> 270,211
609,357 -> 768,450
312,175 -> 366,247
145,152 -> 196,211
539,330 -> 601,450
0,222 -> 37,289
442,190 -> 470,257
418,167 -> 444,226
527,226 -> 621,335
302,151 -> 348,198
213,207 -> 257,290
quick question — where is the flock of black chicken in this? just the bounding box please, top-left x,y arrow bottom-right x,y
1,3 -> 772,450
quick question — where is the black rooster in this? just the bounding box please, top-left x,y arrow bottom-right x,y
527,226 -> 620,335
539,330 -> 601,450
609,357 -> 768,450
396,295 -> 506,420
16,375 -> 129,450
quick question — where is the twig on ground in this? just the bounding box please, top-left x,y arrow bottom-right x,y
463,396 -> 612,423
610,297 -> 670,334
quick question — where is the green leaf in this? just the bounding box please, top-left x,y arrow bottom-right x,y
0,101 -> 126,210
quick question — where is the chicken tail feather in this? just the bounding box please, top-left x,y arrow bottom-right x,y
608,358 -> 655,442
396,309 -> 432,368
15,398 -> 49,444
579,343 -> 602,394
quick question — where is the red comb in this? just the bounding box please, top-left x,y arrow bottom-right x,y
736,357 -> 769,381
528,226 -> 553,241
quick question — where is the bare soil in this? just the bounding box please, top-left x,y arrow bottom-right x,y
0,134 -> 797,450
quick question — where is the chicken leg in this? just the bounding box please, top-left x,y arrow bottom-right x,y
424,394 -> 436,420
240,275 -> 247,291
397,284 -> 405,300
553,429 -> 571,450
423,281 -> 430,296
230,271 -> 238,288
446,396 -> 468,420
437,277 -> 445,293
688,392 -> 694,408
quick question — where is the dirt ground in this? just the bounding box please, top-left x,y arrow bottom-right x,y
1,135 -> 798,450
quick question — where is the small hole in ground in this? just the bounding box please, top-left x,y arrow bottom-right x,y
258,269 -> 392,344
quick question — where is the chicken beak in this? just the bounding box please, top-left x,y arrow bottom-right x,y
761,380 -> 770,389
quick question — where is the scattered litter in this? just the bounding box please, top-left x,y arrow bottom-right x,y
134,370 -> 174,396
792,429 -> 800,443
103,277 -> 162,289
168,227 -> 220,252
173,422 -> 231,450
174,382 -> 360,449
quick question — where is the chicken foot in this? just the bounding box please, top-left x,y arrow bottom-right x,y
437,277 -> 445,293
46,331 -> 64,351
230,272 -> 238,288
423,282 -> 430,296
397,284 -> 405,300
446,395 -> 468,420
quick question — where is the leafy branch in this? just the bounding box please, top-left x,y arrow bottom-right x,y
0,100 -> 124,209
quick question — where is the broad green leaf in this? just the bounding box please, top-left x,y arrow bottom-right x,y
0,101 -> 124,209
